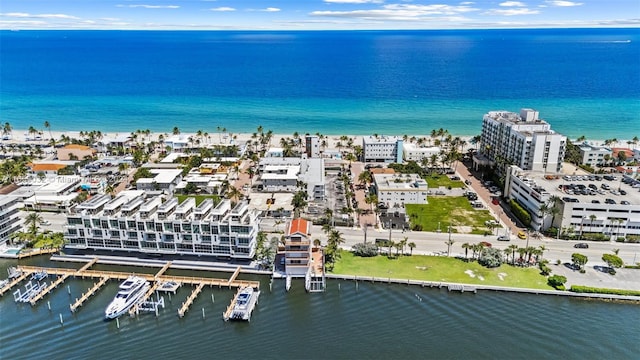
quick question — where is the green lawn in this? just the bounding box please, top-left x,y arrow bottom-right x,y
176,195 -> 221,206
424,174 -> 465,188
406,197 -> 495,233
333,252 -> 550,290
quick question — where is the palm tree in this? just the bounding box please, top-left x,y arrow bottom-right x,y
26,212 -> 43,236
44,121 -> 53,140
445,239 -> 455,257
2,122 -> 12,138
589,214 -> 597,233
313,238 -> 322,250
506,244 -> 519,265
462,242 -> 470,260
408,242 -> 416,256
227,186 -> 243,204
172,127 -> 180,135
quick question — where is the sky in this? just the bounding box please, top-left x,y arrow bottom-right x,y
0,0 -> 639,30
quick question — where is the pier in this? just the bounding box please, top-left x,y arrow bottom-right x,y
0,272 -> 29,297
16,248 -> 59,259
178,283 -> 205,318
29,274 -> 71,305
70,277 -> 109,312
223,286 -> 260,322
129,282 -> 162,316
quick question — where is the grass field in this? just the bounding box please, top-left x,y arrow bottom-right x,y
406,197 -> 495,233
176,195 -> 221,206
424,174 -> 465,188
333,252 -> 550,290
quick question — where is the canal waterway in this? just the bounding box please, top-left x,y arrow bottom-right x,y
0,258 -> 638,359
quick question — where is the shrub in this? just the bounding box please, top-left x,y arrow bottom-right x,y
352,242 -> 379,257
509,199 -> 531,226
547,275 -> 567,289
570,286 -> 640,297
478,247 -> 502,268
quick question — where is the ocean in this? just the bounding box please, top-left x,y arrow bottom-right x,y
1,258 -> 638,359
1,29 -> 639,138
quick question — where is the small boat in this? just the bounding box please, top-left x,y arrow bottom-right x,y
0,279 -> 9,289
104,276 -> 150,320
31,271 -> 48,281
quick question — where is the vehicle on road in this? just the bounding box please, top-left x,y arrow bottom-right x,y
517,231 -> 526,239
497,235 -> 510,241
574,243 -> 589,249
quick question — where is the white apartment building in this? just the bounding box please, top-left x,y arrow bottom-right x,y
362,135 -> 403,163
477,109 -> 566,174
505,165 -> 640,238
65,191 -> 259,258
305,135 -> 320,158
0,196 -> 23,245
402,143 -> 441,162
258,157 -> 325,200
136,169 -> 183,195
261,165 -> 300,192
577,142 -> 612,168
373,173 -> 428,207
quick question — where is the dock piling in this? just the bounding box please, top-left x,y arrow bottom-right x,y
59,313 -> 63,325
47,300 -> 51,311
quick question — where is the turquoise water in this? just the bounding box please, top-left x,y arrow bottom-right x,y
1,29 -> 639,138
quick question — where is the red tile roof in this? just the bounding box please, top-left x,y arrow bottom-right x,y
287,218 -> 309,236
28,163 -> 67,172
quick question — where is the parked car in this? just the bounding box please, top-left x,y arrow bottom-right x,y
574,243 -> 589,249
40,220 -> 51,226
497,235 -> 510,241
480,241 -> 492,247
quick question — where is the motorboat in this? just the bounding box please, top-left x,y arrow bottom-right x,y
104,276 -> 150,320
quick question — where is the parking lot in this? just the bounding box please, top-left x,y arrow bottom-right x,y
540,174 -> 639,205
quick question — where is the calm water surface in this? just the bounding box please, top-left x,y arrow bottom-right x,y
0,258 -> 638,359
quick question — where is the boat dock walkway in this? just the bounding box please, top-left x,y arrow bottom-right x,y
29,274 -> 71,305
178,283 -> 205,318
16,248 -> 59,259
0,272 -> 29,297
70,277 -> 109,312
223,287 -> 242,321
223,287 -> 260,322
129,282 -> 161,316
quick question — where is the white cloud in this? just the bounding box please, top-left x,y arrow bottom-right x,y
545,0 -> 583,6
484,8 -> 539,16
210,7 -> 236,12
117,4 -> 180,9
324,0 -> 384,3
261,8 -> 281,12
311,4 -> 479,20
0,12 -> 79,19
460,1 -> 475,4
500,1 -> 526,6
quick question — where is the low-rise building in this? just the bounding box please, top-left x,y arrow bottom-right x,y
284,218 -> 311,277
362,135 -> 403,163
65,192 -> 259,259
136,169 -> 182,195
57,144 -> 96,161
372,173 -> 428,207
402,143 -> 441,162
576,142 -> 612,168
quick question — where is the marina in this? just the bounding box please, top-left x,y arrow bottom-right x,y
13,280 -> 47,303
223,286 -> 260,322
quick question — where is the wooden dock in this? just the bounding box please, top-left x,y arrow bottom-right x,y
0,272 -> 29,297
29,274 -> 70,305
16,248 -> 59,259
70,277 -> 109,312
129,281 -> 161,316
223,287 -> 241,321
227,266 -> 241,287
178,283 -> 205,318
154,261 -> 172,278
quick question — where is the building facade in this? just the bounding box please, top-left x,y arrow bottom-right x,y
402,143 -> 441,162
0,196 -> 23,245
477,109 -> 566,174
362,135 -> 403,163
65,192 -> 259,259
305,135 -> 320,158
577,142 -> 612,168
373,173 -> 428,207
284,218 -> 311,277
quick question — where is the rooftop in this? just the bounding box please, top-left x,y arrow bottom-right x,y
373,173 -> 428,191
287,218 -> 309,236
363,135 -> 402,144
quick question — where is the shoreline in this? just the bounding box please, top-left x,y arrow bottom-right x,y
3,129 -> 637,151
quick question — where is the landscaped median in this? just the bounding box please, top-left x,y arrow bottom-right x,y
570,285 -> 640,297
331,252 -> 550,290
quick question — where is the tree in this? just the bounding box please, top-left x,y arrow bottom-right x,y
44,120 -> 53,141
445,239 -> 455,257
462,242 -> 470,260
227,186 -> 244,204
571,253 -> 588,270
538,259 -> 551,276
547,275 -> 567,290
479,247 -> 503,268
172,127 -> 180,135
601,254 -> 623,274
408,242 -> 416,256
352,242 -> 378,257
26,212 -> 43,236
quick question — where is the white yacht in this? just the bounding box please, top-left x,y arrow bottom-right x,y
225,286 -> 260,321
104,276 -> 150,320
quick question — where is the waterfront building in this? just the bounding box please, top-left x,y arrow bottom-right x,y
402,143 -> 441,162
0,196 -> 23,245
65,191 -> 259,259
22,175 -> 82,211
362,135 -> 403,163
284,218 -> 311,277
505,165 -> 640,238
57,144 -> 96,161
257,157 -> 325,201
372,173 -> 428,208
476,109 -> 566,174
576,142 -> 612,168
305,135 -> 320,158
